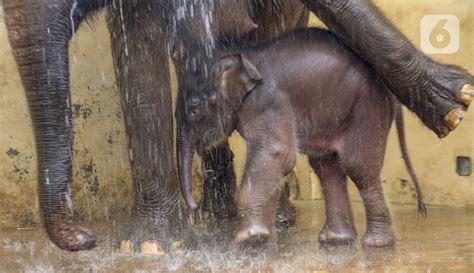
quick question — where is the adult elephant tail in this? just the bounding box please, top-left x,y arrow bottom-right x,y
395,103 -> 427,216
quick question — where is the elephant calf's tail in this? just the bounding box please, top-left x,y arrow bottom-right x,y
395,103 -> 427,217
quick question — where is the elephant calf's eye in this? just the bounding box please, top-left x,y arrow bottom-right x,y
188,107 -> 202,121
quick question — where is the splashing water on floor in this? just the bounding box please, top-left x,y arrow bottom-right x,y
1,201 -> 472,272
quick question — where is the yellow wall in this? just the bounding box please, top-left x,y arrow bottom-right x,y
0,0 -> 472,229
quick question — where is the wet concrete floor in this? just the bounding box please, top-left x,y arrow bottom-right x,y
1,201 -> 473,272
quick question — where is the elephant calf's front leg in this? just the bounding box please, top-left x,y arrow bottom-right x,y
235,124 -> 297,246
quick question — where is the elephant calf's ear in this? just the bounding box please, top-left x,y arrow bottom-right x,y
214,53 -> 262,108
241,56 -> 263,92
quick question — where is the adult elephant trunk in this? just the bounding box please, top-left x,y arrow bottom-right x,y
3,0 -> 103,251
177,129 -> 198,210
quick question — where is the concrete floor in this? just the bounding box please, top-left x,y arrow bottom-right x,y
1,201 -> 473,272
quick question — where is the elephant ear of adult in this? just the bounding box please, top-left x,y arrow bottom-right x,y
213,53 -> 263,109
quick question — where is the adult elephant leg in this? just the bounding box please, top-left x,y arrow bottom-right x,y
3,0 -> 102,251
201,142 -> 238,223
106,3 -> 181,253
303,0 -> 473,137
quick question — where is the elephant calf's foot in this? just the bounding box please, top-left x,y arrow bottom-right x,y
362,223 -> 395,247
401,60 -> 473,137
50,225 -> 96,251
318,224 -> 357,245
234,223 -> 273,247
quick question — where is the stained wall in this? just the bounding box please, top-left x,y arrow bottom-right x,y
0,0 -> 472,229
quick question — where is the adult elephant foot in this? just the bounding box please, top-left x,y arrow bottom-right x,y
120,240 -> 165,256
406,61 -> 473,138
119,213 -> 186,256
120,239 -> 186,256
361,222 -> 395,247
460,84 -> 474,107
120,240 -> 186,256
304,0 -> 473,138
318,224 -> 357,246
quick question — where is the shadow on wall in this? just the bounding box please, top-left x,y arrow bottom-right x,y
0,0 -> 473,229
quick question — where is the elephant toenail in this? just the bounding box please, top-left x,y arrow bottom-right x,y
120,240 -> 133,253
374,239 -> 385,247
460,84 -> 474,107
438,127 -> 450,139
171,241 -> 187,254
445,108 -> 465,131
140,240 -> 165,256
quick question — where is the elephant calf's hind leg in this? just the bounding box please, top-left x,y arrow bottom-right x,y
310,155 -> 357,245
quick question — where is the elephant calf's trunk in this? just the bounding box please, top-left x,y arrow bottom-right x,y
177,134 -> 198,210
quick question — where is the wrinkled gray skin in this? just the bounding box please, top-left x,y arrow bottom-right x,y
4,0 -> 472,252
176,28 -> 428,247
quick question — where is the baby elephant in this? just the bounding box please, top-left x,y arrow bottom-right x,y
176,28 -> 424,247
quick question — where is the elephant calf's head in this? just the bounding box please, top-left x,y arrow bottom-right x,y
175,53 -> 262,209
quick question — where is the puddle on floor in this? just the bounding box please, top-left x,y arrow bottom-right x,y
1,201 -> 473,272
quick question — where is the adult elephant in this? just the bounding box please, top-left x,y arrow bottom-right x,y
3,0 -> 472,252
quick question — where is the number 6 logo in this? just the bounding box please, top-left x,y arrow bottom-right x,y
421,15 -> 460,54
